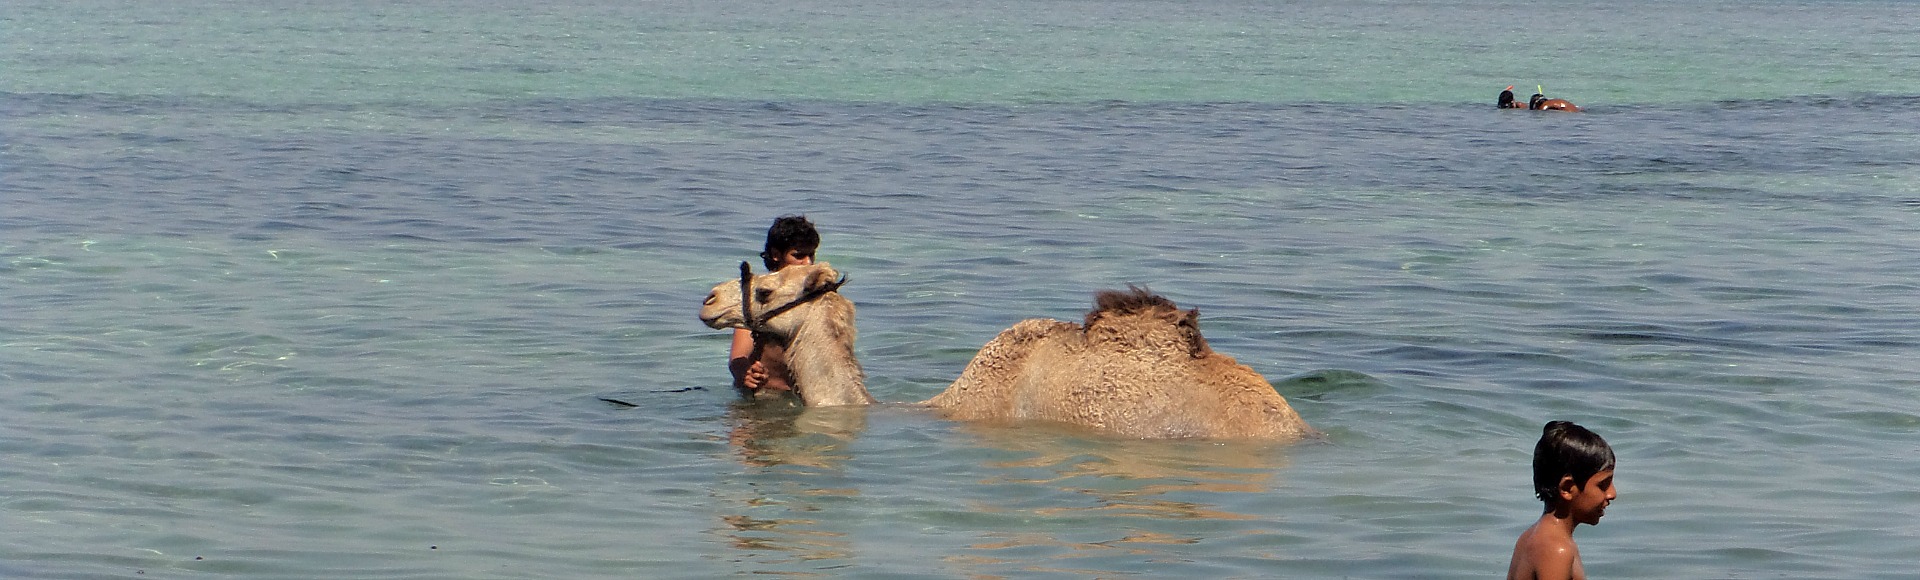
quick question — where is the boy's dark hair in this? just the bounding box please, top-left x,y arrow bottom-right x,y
760,215 -> 820,271
1532,421 -> 1616,503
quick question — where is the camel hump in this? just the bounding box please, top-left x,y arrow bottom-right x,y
1084,286 -> 1211,358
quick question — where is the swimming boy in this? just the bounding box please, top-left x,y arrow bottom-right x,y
727,215 -> 820,398
1507,421 -> 1617,580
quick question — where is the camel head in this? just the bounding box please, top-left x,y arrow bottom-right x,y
1082,286 -> 1212,359
700,262 -> 846,334
700,262 -> 871,407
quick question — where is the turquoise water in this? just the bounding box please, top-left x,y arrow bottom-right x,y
6,0 -> 1920,578
10,0 -> 1920,106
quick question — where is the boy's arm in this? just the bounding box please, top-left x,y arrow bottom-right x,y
729,328 -> 758,388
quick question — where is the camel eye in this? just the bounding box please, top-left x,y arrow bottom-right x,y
755,288 -> 773,303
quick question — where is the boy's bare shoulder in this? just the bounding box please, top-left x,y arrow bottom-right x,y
1508,521 -> 1582,580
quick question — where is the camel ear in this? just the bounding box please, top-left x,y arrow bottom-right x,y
1182,308 -> 1212,357
804,268 -> 837,291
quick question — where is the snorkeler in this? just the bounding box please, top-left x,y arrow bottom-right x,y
1528,91 -> 1581,112
1498,86 -> 1522,109
1501,85 -> 1581,112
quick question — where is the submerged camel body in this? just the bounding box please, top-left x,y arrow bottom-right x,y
924,288 -> 1315,440
699,265 -> 1313,439
700,263 -> 874,406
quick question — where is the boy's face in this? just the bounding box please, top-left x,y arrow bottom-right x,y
768,247 -> 815,270
1562,469 -> 1617,525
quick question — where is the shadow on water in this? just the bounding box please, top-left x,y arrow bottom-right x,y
705,400 -> 872,569
932,423 -> 1308,576
703,394 -> 1319,576
958,421 -> 1297,511
722,399 -> 870,469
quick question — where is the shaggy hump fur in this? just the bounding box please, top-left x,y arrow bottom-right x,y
925,288 -> 1315,440
1086,286 -> 1211,358
1089,286 -> 1180,318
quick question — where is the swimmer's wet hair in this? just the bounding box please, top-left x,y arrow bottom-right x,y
1532,421 -> 1616,503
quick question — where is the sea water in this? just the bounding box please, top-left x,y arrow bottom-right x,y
4,0 -> 1919,577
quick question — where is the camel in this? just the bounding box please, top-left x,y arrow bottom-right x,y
700,262 -> 875,406
699,266 -> 1312,439
924,287 -> 1316,440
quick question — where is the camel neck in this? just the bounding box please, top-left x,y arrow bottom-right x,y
786,300 -> 873,406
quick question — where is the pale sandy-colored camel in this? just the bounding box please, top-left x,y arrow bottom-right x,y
700,262 -> 875,406
924,287 -> 1316,440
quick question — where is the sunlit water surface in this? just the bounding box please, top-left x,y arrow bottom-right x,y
5,0 -> 1920,578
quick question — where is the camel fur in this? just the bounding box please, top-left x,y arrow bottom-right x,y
923,287 -> 1315,440
700,262 -> 874,406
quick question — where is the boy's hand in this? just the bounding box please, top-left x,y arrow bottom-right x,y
740,361 -> 768,390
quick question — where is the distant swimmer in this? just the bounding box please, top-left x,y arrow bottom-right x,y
1538,98 -> 1580,111
1527,86 -> 1582,112
1501,84 -> 1582,111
